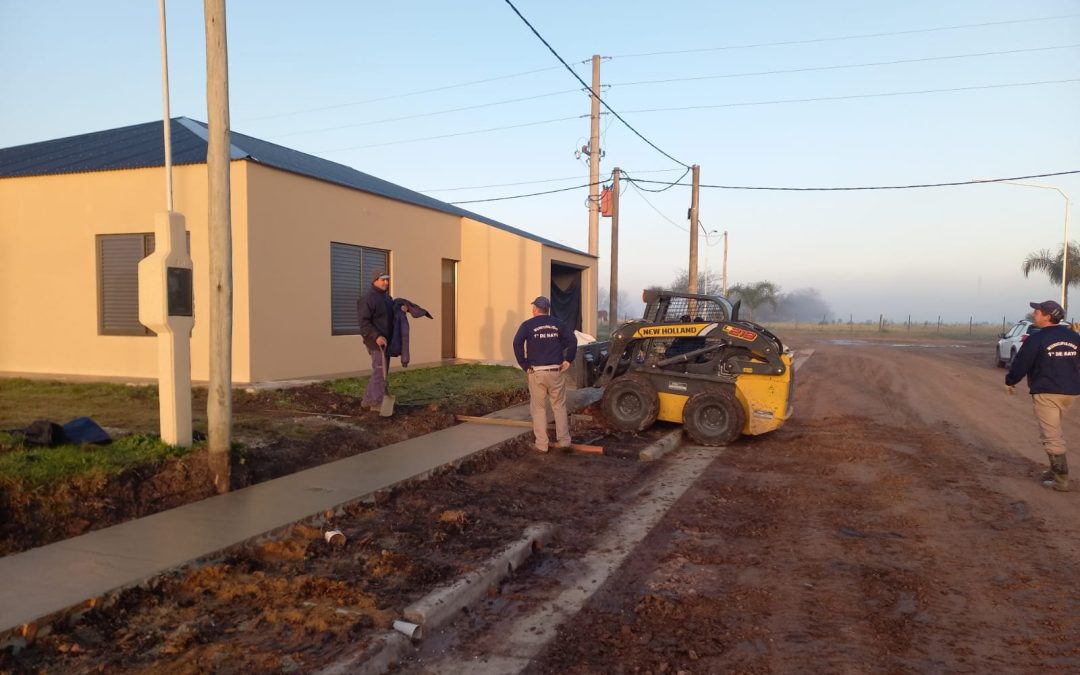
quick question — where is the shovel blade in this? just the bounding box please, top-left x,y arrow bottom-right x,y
379,394 -> 396,417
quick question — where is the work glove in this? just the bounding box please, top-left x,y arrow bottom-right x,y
1006,385 -> 1016,396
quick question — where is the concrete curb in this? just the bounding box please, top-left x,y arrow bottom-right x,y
315,631 -> 411,675
639,429 -> 684,461
403,522 -> 556,628
317,522 -> 556,675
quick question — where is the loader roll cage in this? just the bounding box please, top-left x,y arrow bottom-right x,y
642,289 -> 738,324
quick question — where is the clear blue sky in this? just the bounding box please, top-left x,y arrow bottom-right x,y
2,1 -> 1078,322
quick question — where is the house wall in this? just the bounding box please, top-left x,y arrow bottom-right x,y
0,163 -> 253,382
0,160 -> 593,383
456,217 -> 544,363
244,163 -> 460,381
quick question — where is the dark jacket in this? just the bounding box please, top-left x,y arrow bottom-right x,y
388,298 -> 433,366
357,286 -> 394,351
1006,323 -> 1080,394
513,314 -> 577,371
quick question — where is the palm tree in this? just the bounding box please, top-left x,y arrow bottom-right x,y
1021,242 -> 1080,314
728,281 -> 780,320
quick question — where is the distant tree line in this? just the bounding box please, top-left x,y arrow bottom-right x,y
651,270 -> 833,323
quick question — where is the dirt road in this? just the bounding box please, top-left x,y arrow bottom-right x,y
403,337 -> 1080,673
6,336 -> 1080,673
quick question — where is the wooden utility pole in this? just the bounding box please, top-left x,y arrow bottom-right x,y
721,230 -> 729,296
609,168 -> 620,332
687,164 -> 701,294
588,55 -> 601,257
204,0 -> 232,493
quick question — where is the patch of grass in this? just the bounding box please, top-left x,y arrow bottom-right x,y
0,434 -> 195,489
327,364 -> 526,406
0,378 -> 161,431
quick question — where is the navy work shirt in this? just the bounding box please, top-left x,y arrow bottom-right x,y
513,314 -> 577,370
1006,322 -> 1080,394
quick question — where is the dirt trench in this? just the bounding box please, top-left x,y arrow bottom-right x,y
388,339 -> 1080,674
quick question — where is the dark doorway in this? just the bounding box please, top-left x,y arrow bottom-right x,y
550,262 -> 583,331
441,259 -> 457,358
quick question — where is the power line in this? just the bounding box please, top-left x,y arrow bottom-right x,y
618,78 -> 1080,115
626,179 -> 689,233
441,169 -> 1080,204
626,170 -> 1080,192
237,65 -> 565,123
269,88 -> 583,139
608,13 -> 1080,59
611,44 -> 1080,88
422,167 -> 685,193
622,168 -> 691,193
449,181 -> 601,204
319,115 -> 585,153
502,0 -> 690,169
311,77 -> 1076,154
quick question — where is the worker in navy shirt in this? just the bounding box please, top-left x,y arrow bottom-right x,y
513,296 -> 577,453
1006,299 -> 1080,491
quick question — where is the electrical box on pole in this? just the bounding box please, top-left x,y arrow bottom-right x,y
138,211 -> 194,447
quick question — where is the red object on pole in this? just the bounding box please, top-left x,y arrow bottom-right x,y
600,186 -> 612,217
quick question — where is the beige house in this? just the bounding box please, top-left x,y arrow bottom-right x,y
0,118 -> 596,385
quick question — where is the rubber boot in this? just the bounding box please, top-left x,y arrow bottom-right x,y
1041,454 -> 1069,492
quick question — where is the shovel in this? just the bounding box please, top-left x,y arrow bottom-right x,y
378,345 -> 395,417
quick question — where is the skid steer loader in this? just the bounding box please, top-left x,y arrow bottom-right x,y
580,290 -> 793,445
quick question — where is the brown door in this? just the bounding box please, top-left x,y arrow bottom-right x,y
441,259 -> 457,358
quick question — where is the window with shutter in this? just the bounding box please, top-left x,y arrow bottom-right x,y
330,242 -> 389,335
97,233 -> 155,336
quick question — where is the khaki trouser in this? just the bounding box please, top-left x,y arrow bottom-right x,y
1032,393 -> 1077,456
527,369 -> 571,451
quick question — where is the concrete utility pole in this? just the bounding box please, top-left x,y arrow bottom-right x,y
722,230 -> 729,296
588,54 -> 601,257
688,164 -> 701,294
609,167 -> 620,332
204,0 -> 232,493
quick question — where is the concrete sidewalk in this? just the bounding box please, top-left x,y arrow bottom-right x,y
0,388 -> 601,640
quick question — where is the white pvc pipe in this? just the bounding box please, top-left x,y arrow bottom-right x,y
393,619 -> 423,641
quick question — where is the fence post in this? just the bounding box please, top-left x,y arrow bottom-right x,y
879,313 -> 884,332
937,315 -> 941,333
907,314 -> 911,333
969,317 -> 973,335
850,313 -> 853,333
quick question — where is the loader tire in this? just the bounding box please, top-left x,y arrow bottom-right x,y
683,389 -> 745,446
602,376 -> 659,432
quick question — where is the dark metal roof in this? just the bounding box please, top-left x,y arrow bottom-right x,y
0,117 -> 590,257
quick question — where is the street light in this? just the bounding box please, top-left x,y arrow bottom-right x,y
701,228 -> 719,295
983,179 -> 1072,310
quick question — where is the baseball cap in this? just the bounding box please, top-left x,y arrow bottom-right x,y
371,270 -> 390,282
531,296 -> 551,310
1030,299 -> 1065,321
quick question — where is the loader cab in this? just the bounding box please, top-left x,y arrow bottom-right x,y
642,289 -> 735,324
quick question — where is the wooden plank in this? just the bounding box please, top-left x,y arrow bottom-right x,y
455,415 -> 534,428
569,444 -> 604,454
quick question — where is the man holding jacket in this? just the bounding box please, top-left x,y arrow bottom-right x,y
1006,300 -> 1080,491
358,271 -> 396,412
513,296 -> 577,453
